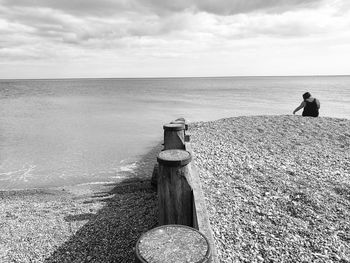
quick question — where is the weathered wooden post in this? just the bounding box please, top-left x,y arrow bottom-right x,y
163,123 -> 185,150
152,123 -> 186,187
171,118 -> 188,130
175,117 -> 186,122
157,149 -> 193,226
135,225 -> 212,263
151,164 -> 159,188
171,118 -> 190,142
151,122 -> 186,188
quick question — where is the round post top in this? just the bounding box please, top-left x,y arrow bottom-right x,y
135,225 -> 211,263
170,120 -> 188,130
163,123 -> 185,131
157,150 -> 191,167
171,120 -> 185,124
175,117 -> 186,122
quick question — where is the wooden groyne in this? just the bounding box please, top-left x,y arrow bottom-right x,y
135,118 -> 218,263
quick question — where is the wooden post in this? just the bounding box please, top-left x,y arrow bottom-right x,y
150,163 -> 158,188
135,225 -> 211,263
172,118 -> 190,142
152,122 -> 186,189
175,117 -> 186,122
171,119 -> 188,130
163,123 -> 185,150
157,149 -> 193,226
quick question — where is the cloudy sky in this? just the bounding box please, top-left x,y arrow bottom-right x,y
0,0 -> 350,78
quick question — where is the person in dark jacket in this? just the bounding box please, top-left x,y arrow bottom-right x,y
293,92 -> 320,117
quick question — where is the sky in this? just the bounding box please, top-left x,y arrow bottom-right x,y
0,0 -> 350,79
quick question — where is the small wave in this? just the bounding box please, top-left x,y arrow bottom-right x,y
0,164 -> 36,182
119,162 -> 138,173
77,181 -> 117,186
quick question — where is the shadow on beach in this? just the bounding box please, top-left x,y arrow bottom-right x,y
44,143 -> 162,263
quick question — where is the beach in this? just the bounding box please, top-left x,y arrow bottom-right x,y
190,115 -> 350,262
1,115 -> 350,262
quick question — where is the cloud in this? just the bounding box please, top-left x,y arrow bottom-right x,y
1,0 -> 133,16
0,2 -> 194,50
0,0 -> 349,78
1,0 -> 348,45
144,0 -> 324,15
2,0 -> 325,17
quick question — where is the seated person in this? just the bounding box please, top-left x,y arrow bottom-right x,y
293,92 -> 320,117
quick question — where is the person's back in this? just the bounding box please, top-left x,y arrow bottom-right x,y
302,97 -> 319,117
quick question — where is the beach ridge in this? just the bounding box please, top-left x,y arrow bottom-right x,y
190,115 -> 350,262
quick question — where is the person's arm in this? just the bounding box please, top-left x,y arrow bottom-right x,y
316,99 -> 320,109
293,101 -> 306,114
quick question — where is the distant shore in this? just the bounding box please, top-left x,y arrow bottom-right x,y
190,115 -> 350,262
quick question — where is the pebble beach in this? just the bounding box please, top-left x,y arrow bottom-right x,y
1,115 -> 350,263
190,115 -> 350,263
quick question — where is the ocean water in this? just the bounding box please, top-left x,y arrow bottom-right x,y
1,76 -> 350,190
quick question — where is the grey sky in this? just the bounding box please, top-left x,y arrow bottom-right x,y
0,0 -> 349,78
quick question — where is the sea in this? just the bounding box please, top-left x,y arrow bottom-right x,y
1,76 -> 350,190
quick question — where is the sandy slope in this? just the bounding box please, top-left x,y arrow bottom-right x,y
190,115 -> 350,263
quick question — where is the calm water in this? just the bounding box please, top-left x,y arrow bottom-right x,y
1,76 -> 350,190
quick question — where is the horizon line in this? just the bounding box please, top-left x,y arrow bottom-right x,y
1,74 -> 349,81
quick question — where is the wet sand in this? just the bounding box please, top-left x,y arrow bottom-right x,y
0,144 -> 162,263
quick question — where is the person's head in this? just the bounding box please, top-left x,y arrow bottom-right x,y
303,92 -> 311,101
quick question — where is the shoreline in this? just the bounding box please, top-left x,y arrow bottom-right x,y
0,144 -> 162,263
190,115 -> 350,262
0,141 -> 164,193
